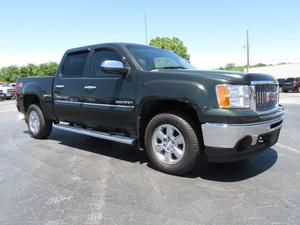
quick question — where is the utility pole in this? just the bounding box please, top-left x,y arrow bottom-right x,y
246,30 -> 250,72
144,13 -> 148,45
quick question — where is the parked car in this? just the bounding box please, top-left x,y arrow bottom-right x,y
282,77 -> 300,92
10,83 -> 16,99
0,90 -> 4,100
16,43 -> 284,175
0,83 -> 15,99
277,78 -> 286,91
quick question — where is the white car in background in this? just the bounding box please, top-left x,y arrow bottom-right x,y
0,83 -> 14,99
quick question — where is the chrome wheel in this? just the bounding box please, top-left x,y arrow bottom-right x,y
151,124 -> 185,164
28,110 -> 40,135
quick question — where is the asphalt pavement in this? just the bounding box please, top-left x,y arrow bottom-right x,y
0,93 -> 299,225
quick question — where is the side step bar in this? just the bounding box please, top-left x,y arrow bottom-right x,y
53,124 -> 135,145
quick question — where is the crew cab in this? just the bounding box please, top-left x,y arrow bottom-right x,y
16,43 -> 284,175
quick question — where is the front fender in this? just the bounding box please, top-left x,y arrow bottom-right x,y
136,78 -> 213,121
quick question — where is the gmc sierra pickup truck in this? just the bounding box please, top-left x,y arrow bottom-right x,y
16,43 -> 284,175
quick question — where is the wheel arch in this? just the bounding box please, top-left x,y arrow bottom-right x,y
137,98 -> 204,149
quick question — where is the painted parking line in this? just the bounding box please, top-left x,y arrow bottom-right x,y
0,109 -> 17,113
276,143 -> 300,154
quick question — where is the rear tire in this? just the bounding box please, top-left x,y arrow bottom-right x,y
145,112 -> 202,175
27,104 -> 52,139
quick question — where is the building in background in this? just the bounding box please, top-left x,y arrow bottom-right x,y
249,63 -> 300,79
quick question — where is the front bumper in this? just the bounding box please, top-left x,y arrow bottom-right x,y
202,115 -> 283,162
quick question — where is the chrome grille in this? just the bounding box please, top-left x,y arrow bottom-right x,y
253,82 -> 279,113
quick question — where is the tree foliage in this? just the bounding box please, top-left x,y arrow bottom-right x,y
0,62 -> 58,83
217,62 -> 270,72
217,63 -> 245,72
149,37 -> 190,61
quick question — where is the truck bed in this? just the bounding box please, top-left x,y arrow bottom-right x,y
17,76 -> 55,120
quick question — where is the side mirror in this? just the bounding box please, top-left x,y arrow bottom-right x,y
100,60 -> 129,75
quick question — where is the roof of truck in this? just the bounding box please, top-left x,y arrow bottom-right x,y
66,42 -> 157,54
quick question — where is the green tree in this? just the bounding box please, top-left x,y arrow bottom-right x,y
0,62 -> 58,82
149,37 -> 190,61
35,62 -> 58,76
217,63 -> 245,72
251,63 -> 267,68
19,64 -> 37,77
0,66 -> 20,82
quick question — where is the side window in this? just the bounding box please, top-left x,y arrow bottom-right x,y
62,51 -> 89,77
91,49 -> 123,76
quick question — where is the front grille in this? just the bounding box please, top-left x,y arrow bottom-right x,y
255,83 -> 278,112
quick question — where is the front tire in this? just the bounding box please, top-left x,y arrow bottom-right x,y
27,104 -> 52,139
145,112 -> 202,175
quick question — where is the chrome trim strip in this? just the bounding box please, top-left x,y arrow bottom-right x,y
53,124 -> 135,145
54,100 -> 134,109
206,115 -> 283,127
202,116 -> 283,148
251,80 -> 279,85
82,102 -> 134,109
54,100 -> 81,106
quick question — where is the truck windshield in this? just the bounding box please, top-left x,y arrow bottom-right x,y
126,45 -> 195,71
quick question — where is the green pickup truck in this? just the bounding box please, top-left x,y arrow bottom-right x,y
16,43 -> 284,175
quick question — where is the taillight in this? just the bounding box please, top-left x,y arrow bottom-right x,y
15,82 -> 23,97
293,81 -> 299,86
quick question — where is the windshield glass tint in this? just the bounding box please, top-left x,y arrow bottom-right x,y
126,45 -> 195,70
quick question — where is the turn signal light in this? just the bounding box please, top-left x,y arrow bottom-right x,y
216,84 -> 230,108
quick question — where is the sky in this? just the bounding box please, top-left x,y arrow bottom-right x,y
0,0 -> 300,69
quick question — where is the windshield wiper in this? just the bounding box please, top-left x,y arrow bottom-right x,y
156,66 -> 187,70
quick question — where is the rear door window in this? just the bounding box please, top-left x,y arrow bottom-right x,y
62,51 -> 89,77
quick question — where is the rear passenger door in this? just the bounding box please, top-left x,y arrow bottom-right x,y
81,48 -> 136,132
53,50 -> 90,123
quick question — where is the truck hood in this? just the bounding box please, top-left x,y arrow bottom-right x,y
155,69 -> 276,84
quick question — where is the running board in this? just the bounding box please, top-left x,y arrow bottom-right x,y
53,124 -> 135,145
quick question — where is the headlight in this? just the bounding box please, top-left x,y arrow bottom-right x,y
216,84 -> 250,108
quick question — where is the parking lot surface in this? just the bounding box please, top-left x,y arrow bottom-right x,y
0,93 -> 299,225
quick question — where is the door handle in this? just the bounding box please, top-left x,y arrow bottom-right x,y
84,85 -> 96,90
55,84 -> 64,89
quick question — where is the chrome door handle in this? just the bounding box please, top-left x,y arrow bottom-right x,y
84,85 -> 96,90
55,84 -> 64,89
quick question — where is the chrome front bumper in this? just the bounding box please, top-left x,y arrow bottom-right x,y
201,116 -> 284,149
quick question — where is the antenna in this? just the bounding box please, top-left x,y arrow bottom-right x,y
246,30 -> 250,72
144,13 -> 148,45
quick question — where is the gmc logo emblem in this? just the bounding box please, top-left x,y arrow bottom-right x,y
266,92 -> 278,102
